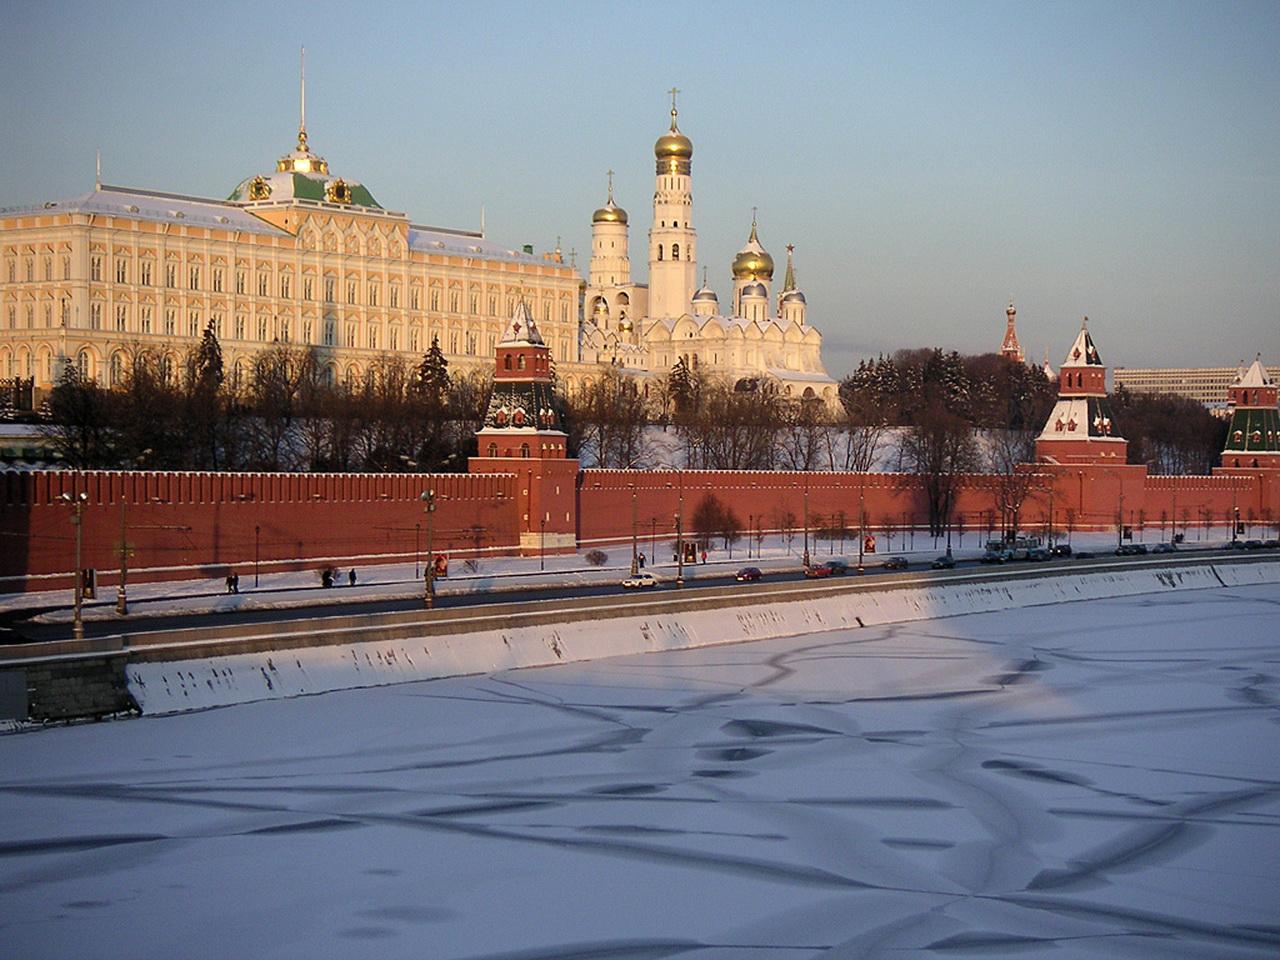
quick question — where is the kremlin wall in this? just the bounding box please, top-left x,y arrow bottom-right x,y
1,314 -> 1277,595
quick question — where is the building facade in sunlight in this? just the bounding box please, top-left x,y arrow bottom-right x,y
578,95 -> 835,405
0,110 -> 580,397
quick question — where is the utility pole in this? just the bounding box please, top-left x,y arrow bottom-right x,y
420,488 -> 436,608
59,491 -> 88,641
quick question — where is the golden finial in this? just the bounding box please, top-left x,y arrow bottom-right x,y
297,46 -> 308,151
606,168 -> 615,203
668,86 -> 680,130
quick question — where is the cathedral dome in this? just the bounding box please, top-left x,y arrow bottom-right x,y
592,202 -> 627,225
654,128 -> 693,161
692,285 -> 718,303
741,281 -> 767,297
732,219 -> 774,281
780,289 -> 806,304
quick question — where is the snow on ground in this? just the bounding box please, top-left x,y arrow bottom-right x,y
2,582 -> 1278,958
1,527 -> 1249,626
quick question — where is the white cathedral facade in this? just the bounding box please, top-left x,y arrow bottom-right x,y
577,97 -> 835,404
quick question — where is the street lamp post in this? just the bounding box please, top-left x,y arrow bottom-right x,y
1117,476 -> 1125,550
420,489 -> 436,608
59,491 -> 88,641
116,493 -> 129,615
857,472 -> 867,574
629,483 -> 638,576
747,514 -> 753,559
802,475 -> 811,570
414,522 -> 421,579
254,524 -> 261,587
676,471 -> 685,587
540,515 -> 546,571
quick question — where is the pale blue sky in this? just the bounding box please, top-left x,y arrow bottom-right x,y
3,0 -> 1277,376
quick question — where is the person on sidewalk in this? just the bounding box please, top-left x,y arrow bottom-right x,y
348,568 -> 357,587
232,573 -> 240,593
225,573 -> 234,594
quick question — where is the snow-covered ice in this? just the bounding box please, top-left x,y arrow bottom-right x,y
2,582 -> 1278,958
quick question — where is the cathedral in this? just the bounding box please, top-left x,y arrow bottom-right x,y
577,94 -> 835,404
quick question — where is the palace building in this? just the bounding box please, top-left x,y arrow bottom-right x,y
579,94 -> 835,403
0,82 -> 582,398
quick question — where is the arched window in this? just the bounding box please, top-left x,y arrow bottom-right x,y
76,349 -> 89,380
520,443 -> 530,458
657,245 -> 664,261
487,442 -> 498,458
109,352 -> 123,386
672,243 -> 680,261
517,354 -> 526,370
503,354 -> 512,370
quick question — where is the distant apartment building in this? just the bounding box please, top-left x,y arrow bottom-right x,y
1114,364 -> 1280,408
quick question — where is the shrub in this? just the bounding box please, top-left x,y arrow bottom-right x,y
585,549 -> 608,567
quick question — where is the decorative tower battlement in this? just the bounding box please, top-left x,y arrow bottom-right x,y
1035,318 -> 1128,464
1222,355 -> 1280,468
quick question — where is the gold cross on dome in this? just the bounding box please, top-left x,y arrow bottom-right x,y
669,87 -> 680,111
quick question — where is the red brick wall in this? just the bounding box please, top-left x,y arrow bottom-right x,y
0,471 -> 519,593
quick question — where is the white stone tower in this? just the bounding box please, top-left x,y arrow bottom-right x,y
648,89 -> 698,319
589,170 -> 630,289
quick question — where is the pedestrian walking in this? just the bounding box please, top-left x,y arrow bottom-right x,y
225,573 -> 234,594
232,573 -> 240,593
348,568 -> 357,587
638,552 -> 646,569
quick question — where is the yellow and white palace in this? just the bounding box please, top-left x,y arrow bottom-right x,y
1,88 -> 833,403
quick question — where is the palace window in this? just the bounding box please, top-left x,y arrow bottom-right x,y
109,353 -> 123,387
280,274 -> 290,299
234,316 -> 245,340
188,265 -> 200,289
488,294 -> 497,316
303,319 -> 312,344
388,326 -> 399,351
465,332 -> 476,355
303,277 -> 313,301
470,293 -> 478,314
409,327 -> 419,352
42,257 -> 51,281
368,282 -> 378,307
323,320 -> 335,346
91,256 -> 102,281
258,272 -> 269,297
449,331 -> 458,353
347,280 -> 357,305
368,326 -> 378,349
235,270 -> 246,294
324,277 -> 335,302
115,305 -> 127,331
410,287 -> 420,310
449,291 -> 459,312
141,307 -> 152,334
90,303 -> 101,329
672,243 -> 680,261
164,309 -> 176,335
213,268 -> 223,293
6,306 -> 14,328
389,284 -> 399,308
213,313 -> 224,338
279,318 -> 290,342
62,256 -> 71,280
430,288 -> 440,312
188,312 -> 199,337
141,261 -> 152,286
76,350 -> 89,380
345,324 -> 355,347
166,263 -> 176,288
257,318 -> 268,341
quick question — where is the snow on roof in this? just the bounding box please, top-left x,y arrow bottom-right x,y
1233,356 -> 1274,388
1,185 -> 289,235
499,301 -> 544,345
1062,321 -> 1103,367
407,227 -> 551,265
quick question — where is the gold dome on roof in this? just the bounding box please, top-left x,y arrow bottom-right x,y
654,89 -> 692,173
731,219 -> 774,281
592,170 -> 627,224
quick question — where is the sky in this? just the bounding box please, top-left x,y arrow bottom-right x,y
2,0 -> 1277,378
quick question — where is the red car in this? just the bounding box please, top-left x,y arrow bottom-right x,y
735,567 -> 763,582
804,563 -> 834,578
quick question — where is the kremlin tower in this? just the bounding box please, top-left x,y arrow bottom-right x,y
469,303 -> 579,555
1000,301 -> 1025,363
1222,356 -> 1280,468
1035,318 -> 1128,464
648,89 -> 698,319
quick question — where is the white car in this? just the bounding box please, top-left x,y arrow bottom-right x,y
621,572 -> 659,589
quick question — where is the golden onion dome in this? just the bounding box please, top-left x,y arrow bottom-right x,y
618,316 -> 634,333
654,128 -> 693,161
731,219 -> 774,280
592,202 -> 628,225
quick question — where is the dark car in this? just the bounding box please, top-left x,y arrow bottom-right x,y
882,556 -> 909,570
1151,542 -> 1175,554
1026,547 -> 1052,561
1075,550 -> 1096,559
981,549 -> 1010,564
825,559 -> 852,575
735,566 -> 762,582
1224,540 -> 1247,550
1264,540 -> 1280,550
1115,544 -> 1148,556
1243,539 -> 1265,550
1050,544 -> 1073,558
931,554 -> 956,569
804,563 -> 834,578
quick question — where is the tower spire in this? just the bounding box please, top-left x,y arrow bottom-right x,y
298,47 -> 308,151
606,168 -> 615,204
783,244 -> 796,291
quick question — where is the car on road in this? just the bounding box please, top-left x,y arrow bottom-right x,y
882,556 -> 909,570
1151,542 -> 1175,554
1115,544 -> 1148,556
1050,544 -> 1073,558
981,548 -> 1012,564
1243,539 -> 1265,550
931,554 -> 956,569
1026,547 -> 1052,561
1265,540 -> 1280,550
735,566 -> 763,582
1223,540 -> 1247,550
804,563 -> 834,578
825,559 -> 852,575
622,572 -> 659,589
1074,550 -> 1096,559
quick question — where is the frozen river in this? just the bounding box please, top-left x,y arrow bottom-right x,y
2,582 -> 1278,958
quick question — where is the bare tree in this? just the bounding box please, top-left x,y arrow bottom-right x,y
986,428 -> 1038,540
899,402 -> 981,537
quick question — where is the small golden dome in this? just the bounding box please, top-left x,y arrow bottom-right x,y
731,220 -> 774,280
592,203 -> 628,225
619,317 -> 634,333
